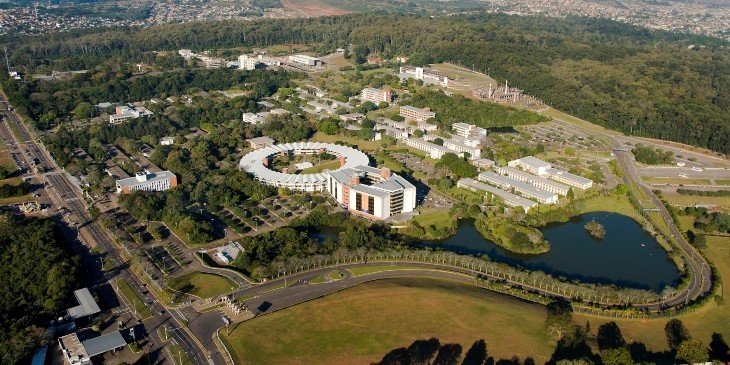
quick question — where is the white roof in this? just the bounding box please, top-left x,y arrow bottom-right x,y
517,156 -> 551,169
499,166 -> 569,192
239,142 -> 370,187
116,171 -> 175,188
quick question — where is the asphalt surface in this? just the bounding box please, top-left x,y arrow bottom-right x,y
0,95 -> 214,365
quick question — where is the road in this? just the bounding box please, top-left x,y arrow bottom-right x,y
0,95 -> 215,365
612,140 -> 712,306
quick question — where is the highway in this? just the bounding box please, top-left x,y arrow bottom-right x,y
0,94 -> 214,365
611,140 -> 713,307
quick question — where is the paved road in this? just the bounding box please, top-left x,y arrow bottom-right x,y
612,140 -> 712,306
0,95 -> 214,365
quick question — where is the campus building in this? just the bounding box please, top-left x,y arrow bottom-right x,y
472,158 -> 496,170
457,178 -> 537,212
478,171 -> 558,204
400,105 -> 436,122
508,156 -> 593,189
288,54 -> 322,66
238,54 -> 261,70
452,122 -> 488,139
242,112 -> 268,125
360,87 -> 392,104
508,156 -> 552,176
327,165 -> 416,220
495,166 -> 570,196
378,117 -> 438,133
115,171 -> 177,194
545,168 -> 594,189
442,139 -> 481,160
109,105 -> 154,125
404,137 -> 456,159
398,66 -> 449,87
247,136 -> 275,149
374,124 -> 409,140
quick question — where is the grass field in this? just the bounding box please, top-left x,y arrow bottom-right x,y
225,278 -> 554,365
715,179 -> 730,186
116,278 -> 153,320
310,132 -> 380,151
642,176 -> 712,186
166,272 -> 237,299
579,195 -> 642,222
412,209 -> 453,228
348,265 -> 424,277
664,195 -> 730,210
300,159 -> 341,174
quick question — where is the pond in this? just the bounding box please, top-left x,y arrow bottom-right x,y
426,212 -> 680,292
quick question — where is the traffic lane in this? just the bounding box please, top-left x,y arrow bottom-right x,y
637,167 -> 730,180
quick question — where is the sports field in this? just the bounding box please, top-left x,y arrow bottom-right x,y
225,278 -> 554,365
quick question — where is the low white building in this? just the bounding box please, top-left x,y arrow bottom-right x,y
508,156 -> 552,176
109,105 -> 154,124
289,54 -> 322,66
159,137 -> 174,146
242,112 -> 268,125
400,105 -> 436,122
458,178 -> 537,212
496,166 -> 570,196
452,122 -> 488,139
115,171 -> 177,194
545,168 -> 594,190
405,137 -> 458,159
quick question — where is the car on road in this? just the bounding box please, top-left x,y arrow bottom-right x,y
158,310 -> 165,315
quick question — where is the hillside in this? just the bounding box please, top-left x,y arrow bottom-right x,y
2,13 -> 729,154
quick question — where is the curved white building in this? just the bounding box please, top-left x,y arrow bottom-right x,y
239,142 -> 370,192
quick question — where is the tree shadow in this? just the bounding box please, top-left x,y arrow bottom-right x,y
461,340 -> 487,365
709,333 -> 730,362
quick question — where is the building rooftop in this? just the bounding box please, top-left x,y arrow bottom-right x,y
516,156 -> 551,169
499,166 -> 569,191
247,136 -> 275,145
458,178 -> 537,211
546,168 -> 593,185
67,288 -> 101,319
82,331 -> 127,357
116,171 -> 176,188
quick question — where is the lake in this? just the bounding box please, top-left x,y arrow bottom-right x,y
426,212 -> 680,292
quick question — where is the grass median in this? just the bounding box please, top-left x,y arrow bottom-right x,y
348,265 -> 424,277
115,278 -> 152,320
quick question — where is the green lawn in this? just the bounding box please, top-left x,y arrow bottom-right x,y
166,272 -> 237,299
309,275 -> 327,284
327,270 -> 345,280
578,195 -> 642,222
642,176 -> 712,186
169,344 -> 192,365
664,195 -> 730,210
715,179 -> 730,186
300,159 -> 341,174
412,209 -> 453,228
116,278 -> 152,320
225,278 -> 554,365
348,265 -> 424,277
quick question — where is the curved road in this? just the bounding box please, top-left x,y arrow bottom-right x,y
612,140 -> 712,306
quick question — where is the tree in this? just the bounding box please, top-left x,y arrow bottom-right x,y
319,119 -> 339,135
433,138 -> 444,146
665,319 -> 691,351
676,339 -> 708,364
599,347 -> 633,365
413,129 -> 424,138
597,322 -> 626,351
567,188 -> 575,200
545,300 -> 574,339
73,102 -> 96,119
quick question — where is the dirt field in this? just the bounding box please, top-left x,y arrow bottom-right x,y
281,0 -> 350,17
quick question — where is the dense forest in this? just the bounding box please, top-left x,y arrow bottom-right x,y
0,216 -> 78,364
3,13 -> 727,154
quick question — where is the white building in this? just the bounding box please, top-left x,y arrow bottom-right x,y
443,139 -> 481,160
496,166 -> 570,196
400,105 -> 436,122
202,57 -> 225,69
508,156 -> 552,176
115,171 -> 177,194
545,168 -> 593,189
458,178 -> 537,212
242,112 -> 268,125
360,87 -> 392,104
288,54 -> 322,66
327,166 -> 416,220
472,158 -> 496,170
178,49 -> 195,59
238,55 -> 261,70
398,66 -> 449,87
109,105 -> 154,124
405,137 -> 459,159
478,172 -> 558,204
452,122 -> 488,139
247,136 -> 275,149
159,137 -> 174,146
374,124 -> 409,140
